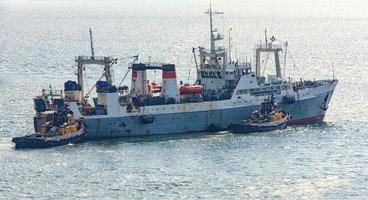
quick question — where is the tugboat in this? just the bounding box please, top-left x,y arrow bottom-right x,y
12,127 -> 86,149
12,88 -> 87,149
230,96 -> 290,134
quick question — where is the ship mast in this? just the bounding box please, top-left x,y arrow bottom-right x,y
209,5 -> 214,53
228,28 -> 232,63
76,29 -> 115,100
205,4 -> 223,54
89,28 -> 95,60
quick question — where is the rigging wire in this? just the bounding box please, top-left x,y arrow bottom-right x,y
84,72 -> 106,98
188,51 -> 195,82
287,49 -> 297,79
272,38 -> 297,80
117,55 -> 139,87
118,68 -> 131,88
257,36 -> 298,81
83,65 -> 89,98
81,55 -> 137,98
204,56 -> 223,92
221,14 -> 226,41
261,51 -> 271,77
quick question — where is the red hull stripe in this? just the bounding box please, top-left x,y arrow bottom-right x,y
132,70 -> 137,78
162,71 -> 176,79
287,114 -> 325,125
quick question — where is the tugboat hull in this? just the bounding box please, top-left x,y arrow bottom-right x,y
12,129 -> 86,149
230,118 -> 288,134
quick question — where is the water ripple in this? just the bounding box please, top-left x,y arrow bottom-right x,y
1,2 -> 368,199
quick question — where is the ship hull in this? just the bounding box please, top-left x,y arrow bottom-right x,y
82,89 -> 335,138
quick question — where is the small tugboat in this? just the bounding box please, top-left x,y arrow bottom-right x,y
230,96 -> 290,134
12,128 -> 86,149
12,90 -> 87,149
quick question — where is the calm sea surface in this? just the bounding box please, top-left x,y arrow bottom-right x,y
0,1 -> 367,199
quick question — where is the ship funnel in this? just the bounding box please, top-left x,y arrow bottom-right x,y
161,64 -> 179,103
131,63 -> 147,96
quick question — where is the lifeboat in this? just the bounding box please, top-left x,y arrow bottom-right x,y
179,85 -> 203,95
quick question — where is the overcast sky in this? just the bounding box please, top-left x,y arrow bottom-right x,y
1,0 -> 367,18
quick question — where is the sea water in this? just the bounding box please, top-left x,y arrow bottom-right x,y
0,1 -> 367,199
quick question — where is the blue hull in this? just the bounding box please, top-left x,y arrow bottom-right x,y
83,90 -> 334,138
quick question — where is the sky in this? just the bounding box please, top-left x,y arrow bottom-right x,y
0,0 -> 367,19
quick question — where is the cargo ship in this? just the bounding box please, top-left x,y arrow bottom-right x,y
31,6 -> 338,139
